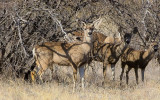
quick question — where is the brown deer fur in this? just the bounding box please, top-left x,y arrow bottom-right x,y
95,27 -> 138,82
31,19 -> 102,91
72,30 -> 121,44
72,30 -> 122,75
72,27 -> 136,83
96,33 -> 132,82
120,42 -> 158,85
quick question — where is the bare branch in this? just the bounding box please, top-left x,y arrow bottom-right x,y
33,8 -> 72,42
11,14 -> 29,57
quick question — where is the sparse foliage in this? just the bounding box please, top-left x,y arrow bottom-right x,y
0,0 -> 159,80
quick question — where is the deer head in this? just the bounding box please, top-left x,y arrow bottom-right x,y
82,22 -> 94,36
81,18 -> 102,43
124,33 -> 132,44
118,26 -> 139,45
150,41 -> 158,52
82,22 -> 94,43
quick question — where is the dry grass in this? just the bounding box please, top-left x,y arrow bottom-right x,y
1,59 -> 160,100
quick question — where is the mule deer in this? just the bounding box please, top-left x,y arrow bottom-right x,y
97,33 -> 131,82
95,27 -> 138,83
31,19 -> 102,91
120,41 -> 158,85
71,29 -> 122,75
72,27 -> 136,83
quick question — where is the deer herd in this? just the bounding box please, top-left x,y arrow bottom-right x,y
30,18 -> 159,91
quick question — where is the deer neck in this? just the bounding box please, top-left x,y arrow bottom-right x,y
83,31 -> 93,43
143,47 -> 155,61
115,42 -> 129,58
81,31 -> 93,54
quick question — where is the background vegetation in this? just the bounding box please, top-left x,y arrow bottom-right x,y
0,0 -> 160,99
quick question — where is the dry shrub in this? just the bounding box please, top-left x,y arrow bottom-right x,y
0,0 -> 159,85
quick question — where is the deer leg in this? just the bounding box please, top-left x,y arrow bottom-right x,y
50,66 -> 54,81
72,66 -> 77,92
37,62 -> 52,83
35,59 -> 46,83
134,68 -> 139,84
102,63 -> 110,86
84,63 -> 88,78
30,70 -> 37,83
102,65 -> 106,86
120,63 -> 125,85
48,62 -> 54,82
126,67 -> 132,85
91,62 -> 96,75
102,63 -> 107,85
37,68 -> 44,84
111,64 -> 115,81
141,68 -> 145,82
31,65 -> 43,84
79,66 -> 85,90
103,63 -> 109,80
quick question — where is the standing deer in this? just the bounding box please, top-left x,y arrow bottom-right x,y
71,28 -> 122,75
120,41 -> 158,85
97,33 -> 132,83
71,27 -> 136,83
31,19 -> 102,91
97,27 -> 138,83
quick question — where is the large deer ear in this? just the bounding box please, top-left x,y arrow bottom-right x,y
93,18 -> 103,29
81,21 -> 87,29
150,39 -> 154,42
118,26 -> 123,33
118,26 -> 123,38
133,27 -> 138,34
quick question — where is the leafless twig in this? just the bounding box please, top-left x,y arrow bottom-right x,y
11,13 -> 29,57
33,8 -> 72,42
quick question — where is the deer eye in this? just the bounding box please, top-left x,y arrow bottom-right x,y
90,28 -> 94,31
